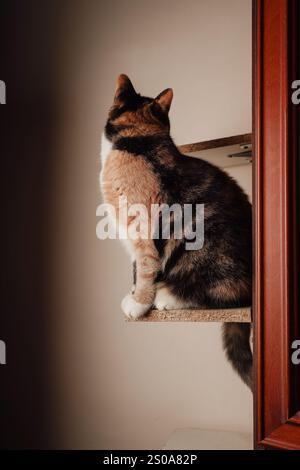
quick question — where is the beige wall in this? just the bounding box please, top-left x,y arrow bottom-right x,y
49,0 -> 252,449
225,164 -> 252,202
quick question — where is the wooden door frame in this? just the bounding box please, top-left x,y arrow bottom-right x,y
253,0 -> 300,449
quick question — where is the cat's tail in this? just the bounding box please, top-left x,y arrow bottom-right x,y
222,322 -> 253,390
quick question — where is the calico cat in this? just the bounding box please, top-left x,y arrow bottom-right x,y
100,75 -> 252,389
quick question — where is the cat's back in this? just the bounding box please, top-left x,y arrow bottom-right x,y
167,151 -> 250,211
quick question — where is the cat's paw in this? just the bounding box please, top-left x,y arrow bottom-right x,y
154,287 -> 182,310
121,294 -> 151,319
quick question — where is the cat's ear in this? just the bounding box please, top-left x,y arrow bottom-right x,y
155,88 -> 173,113
114,74 -> 137,105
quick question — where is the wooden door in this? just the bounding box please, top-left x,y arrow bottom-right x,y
254,0 -> 300,449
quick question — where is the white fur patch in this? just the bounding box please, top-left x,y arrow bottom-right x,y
121,293 -> 152,319
99,133 -> 135,262
154,286 -> 195,310
100,132 -> 112,167
121,239 -> 136,262
100,133 -> 113,189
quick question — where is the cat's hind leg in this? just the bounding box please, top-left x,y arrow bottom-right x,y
154,284 -> 196,310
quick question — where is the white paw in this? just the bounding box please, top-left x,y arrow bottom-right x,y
154,286 -> 194,310
154,287 -> 181,310
154,301 -> 173,310
121,294 -> 151,319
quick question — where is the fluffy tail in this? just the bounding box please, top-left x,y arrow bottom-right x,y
222,322 -> 253,390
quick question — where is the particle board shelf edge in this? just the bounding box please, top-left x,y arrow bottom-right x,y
179,133 -> 252,154
125,307 -> 251,323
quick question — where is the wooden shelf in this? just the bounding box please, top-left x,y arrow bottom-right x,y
125,307 -> 251,323
179,133 -> 252,154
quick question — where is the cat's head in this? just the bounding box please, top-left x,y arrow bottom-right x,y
105,74 -> 173,141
